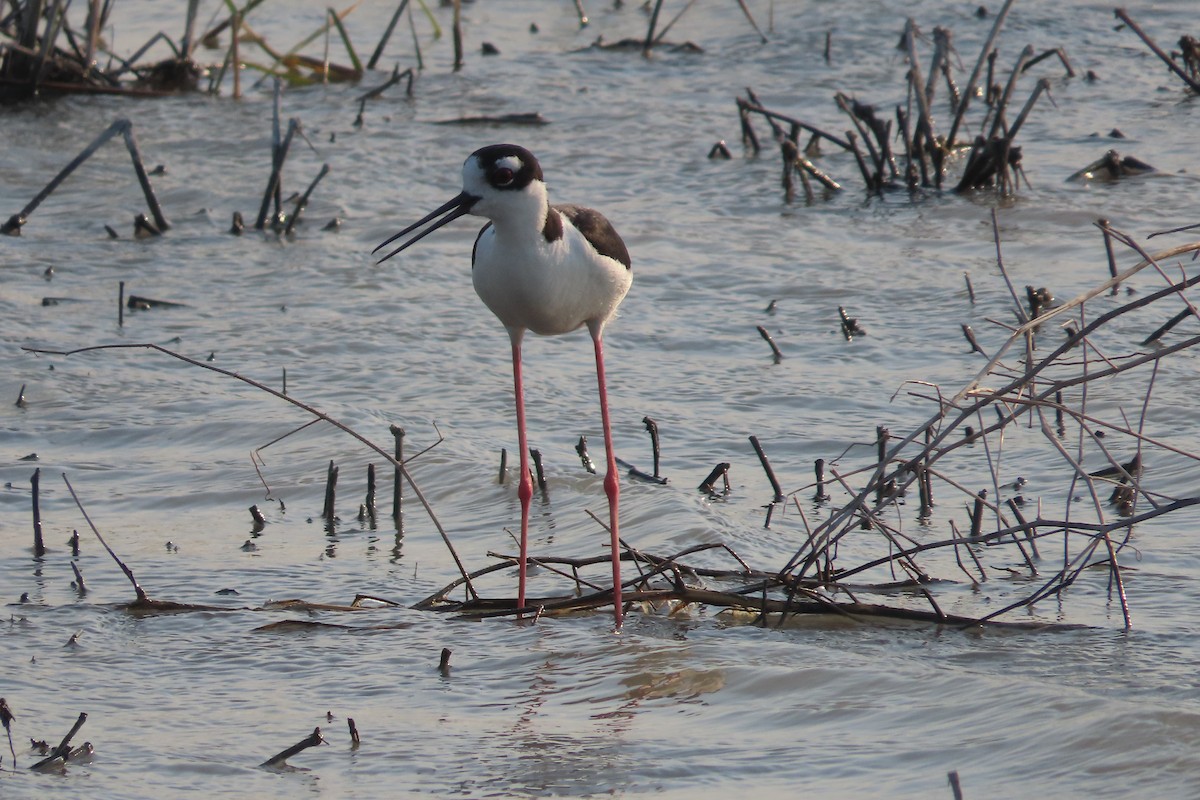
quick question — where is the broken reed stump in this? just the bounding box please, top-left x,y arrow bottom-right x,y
31,467 -> 45,557
322,460 -> 339,522
391,424 -> 405,522
576,435 -> 597,474
642,416 -> 663,479
530,448 -> 547,490
757,325 -> 783,362
2,697 -> 16,767
961,324 -> 984,354
698,462 -> 731,494
361,463 -> 377,521
70,560 -> 86,594
749,435 -> 785,504
813,458 -> 830,501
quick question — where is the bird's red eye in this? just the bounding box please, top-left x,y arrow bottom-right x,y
494,167 -> 514,186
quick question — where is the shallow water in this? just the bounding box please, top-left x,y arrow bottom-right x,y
3,1 -> 1200,797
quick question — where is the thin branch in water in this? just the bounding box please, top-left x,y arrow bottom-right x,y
62,473 -> 147,602
23,342 -> 477,600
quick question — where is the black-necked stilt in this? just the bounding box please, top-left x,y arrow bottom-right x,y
375,144 -> 632,629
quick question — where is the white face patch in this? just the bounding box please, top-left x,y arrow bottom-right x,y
496,155 -> 523,174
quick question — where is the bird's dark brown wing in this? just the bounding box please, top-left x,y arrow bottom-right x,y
549,204 -> 631,270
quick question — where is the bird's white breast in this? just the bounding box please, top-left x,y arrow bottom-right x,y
472,217 -> 631,337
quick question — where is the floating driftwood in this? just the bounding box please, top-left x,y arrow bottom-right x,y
261,727 -> 324,768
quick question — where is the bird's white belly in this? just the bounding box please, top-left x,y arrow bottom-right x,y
472,226 -> 630,337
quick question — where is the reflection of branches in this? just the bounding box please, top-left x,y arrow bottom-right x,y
21,342 -> 476,600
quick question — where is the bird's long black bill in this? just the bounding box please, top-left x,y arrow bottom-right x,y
373,191 -> 478,263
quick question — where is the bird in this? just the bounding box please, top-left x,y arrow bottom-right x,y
374,144 -> 633,629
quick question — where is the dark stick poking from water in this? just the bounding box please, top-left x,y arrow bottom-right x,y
749,435 -> 785,504
2,119 -> 168,236
322,460 -> 339,523
451,0 -> 464,71
642,416 -> 662,479
838,306 -> 864,340
969,490 -> 986,538
642,0 -> 664,56
438,647 -> 452,675
347,718 -> 360,747
118,281 -> 125,327
70,560 -> 86,595
698,462 -> 731,495
284,163 -> 331,236
249,504 -> 266,532
15,383 -> 27,408
874,426 -> 890,505
29,712 -> 88,772
367,0 -> 411,70
1095,218 -> 1121,293
261,727 -> 324,768
961,324 -> 984,354
1,697 -> 16,767
576,436 -> 597,474
948,770 -> 965,800
256,85 -> 299,231
813,458 -> 830,501
757,325 -> 783,363
360,463 -> 377,522
390,425 -> 405,525
31,467 -> 46,557
354,64 -> 416,126
530,448 -> 547,491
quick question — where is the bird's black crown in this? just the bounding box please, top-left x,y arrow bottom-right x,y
472,144 -> 544,191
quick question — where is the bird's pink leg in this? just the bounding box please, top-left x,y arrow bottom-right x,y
510,331 -> 532,616
589,324 -> 623,630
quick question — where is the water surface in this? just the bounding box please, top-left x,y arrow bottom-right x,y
3,1 -> 1200,797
